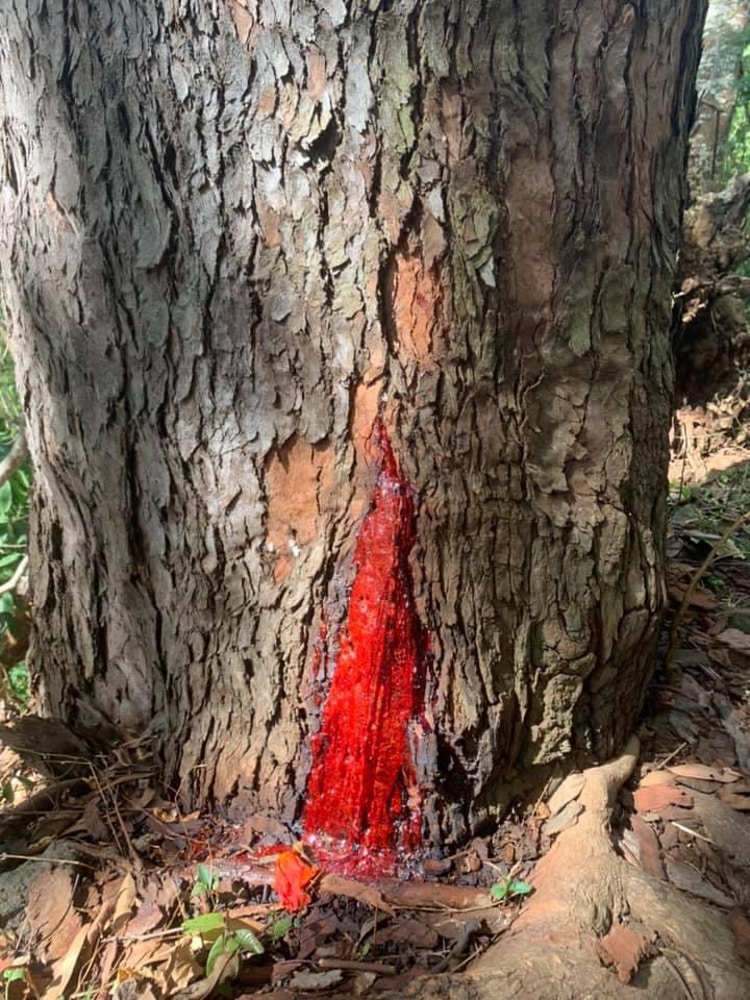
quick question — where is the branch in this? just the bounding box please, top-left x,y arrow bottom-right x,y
0,428 -> 27,489
0,554 -> 28,596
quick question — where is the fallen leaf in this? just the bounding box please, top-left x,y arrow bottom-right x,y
40,923 -> 89,1000
371,917 -> 439,949
27,867 -> 81,963
625,815 -> 663,879
664,859 -> 734,907
717,628 -> 750,651
546,773 -> 585,816
668,763 -> 740,783
596,923 -> 654,983
667,583 -> 717,610
152,938 -> 203,994
273,850 -> 320,911
633,785 -> 693,813
638,769 -> 676,788
287,968 -> 344,990
716,791 -> 750,811
173,949 -> 240,1000
111,872 -> 138,933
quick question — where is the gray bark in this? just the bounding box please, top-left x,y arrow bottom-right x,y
691,0 -> 750,187
0,0 -> 706,849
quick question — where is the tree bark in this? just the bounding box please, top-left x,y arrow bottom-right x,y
0,0 -> 706,855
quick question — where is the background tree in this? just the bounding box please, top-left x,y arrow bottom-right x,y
690,0 -> 750,189
673,2 -> 750,414
0,0 -> 706,859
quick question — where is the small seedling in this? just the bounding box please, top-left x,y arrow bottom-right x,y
2,967 -> 26,1000
490,877 -> 533,903
190,863 -> 220,900
183,911 -> 264,975
268,913 -> 295,942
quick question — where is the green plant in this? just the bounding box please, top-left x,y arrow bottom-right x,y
182,911 -> 264,975
268,913 -> 296,942
0,331 -> 31,711
1,966 -> 26,1000
490,876 -> 533,903
190,862 -> 220,900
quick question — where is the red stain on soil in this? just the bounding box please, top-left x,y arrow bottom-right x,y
303,419 -> 428,876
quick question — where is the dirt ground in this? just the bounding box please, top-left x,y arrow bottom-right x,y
1,405 -> 750,1000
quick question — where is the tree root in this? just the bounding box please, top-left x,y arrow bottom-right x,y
388,737 -> 750,999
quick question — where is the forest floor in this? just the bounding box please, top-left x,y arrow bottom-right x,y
2,403 -> 750,999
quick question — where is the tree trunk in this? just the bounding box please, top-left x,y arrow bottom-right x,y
690,0 -> 749,189
0,0 -> 705,861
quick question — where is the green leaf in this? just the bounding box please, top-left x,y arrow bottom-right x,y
2,967 -> 26,982
0,481 -> 12,516
506,878 -> 532,896
205,933 -> 230,975
191,863 -> 219,897
490,878 -> 533,902
182,911 -> 226,935
269,914 -> 294,941
231,926 -> 264,955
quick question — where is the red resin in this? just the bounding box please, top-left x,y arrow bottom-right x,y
303,420 -> 427,876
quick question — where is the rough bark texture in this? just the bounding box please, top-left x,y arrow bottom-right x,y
690,0 -> 749,190
0,0 -> 705,850
675,172 -> 750,404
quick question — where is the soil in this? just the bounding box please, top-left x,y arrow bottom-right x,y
2,405 -> 750,999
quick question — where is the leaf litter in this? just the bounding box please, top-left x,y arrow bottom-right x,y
2,446 -> 750,996
0,720 -> 533,999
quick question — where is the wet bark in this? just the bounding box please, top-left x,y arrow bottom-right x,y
0,0 -> 705,851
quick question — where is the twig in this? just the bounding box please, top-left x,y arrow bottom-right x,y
665,507 -> 750,670
670,821 -> 714,845
0,851 -> 96,869
88,761 -> 136,863
0,553 -> 28,596
317,958 -> 397,975
656,742 -> 688,769
0,428 -> 27,489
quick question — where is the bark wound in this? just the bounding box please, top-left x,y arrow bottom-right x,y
265,436 -> 335,585
392,253 -> 445,366
303,419 -> 428,876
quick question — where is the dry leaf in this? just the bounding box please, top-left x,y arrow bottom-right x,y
638,769 -> 676,788
717,791 -> 750,811
111,872 -> 138,933
716,629 -> 750,653
667,584 -> 718,610
318,873 -> 394,915
172,950 -> 240,1000
27,867 -> 81,963
546,773 -> 585,816
287,968 -> 344,990
152,938 -> 203,994
668,763 -> 740,783
596,923 -> 653,983
40,923 -> 89,1000
633,785 -> 693,813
